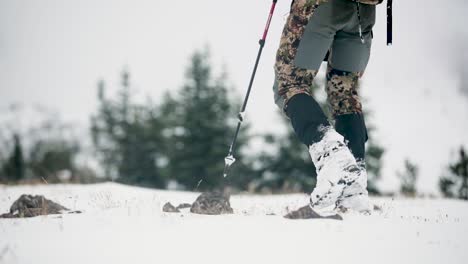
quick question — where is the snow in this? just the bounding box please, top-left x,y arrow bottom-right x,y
1,182 -> 468,264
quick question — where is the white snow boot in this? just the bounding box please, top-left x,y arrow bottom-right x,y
308,127 -> 363,215
336,161 -> 372,213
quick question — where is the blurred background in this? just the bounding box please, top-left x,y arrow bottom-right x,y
0,0 -> 467,198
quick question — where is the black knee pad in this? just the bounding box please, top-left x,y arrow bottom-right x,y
286,94 -> 330,146
335,113 -> 368,161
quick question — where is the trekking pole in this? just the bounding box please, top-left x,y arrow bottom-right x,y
223,0 -> 278,177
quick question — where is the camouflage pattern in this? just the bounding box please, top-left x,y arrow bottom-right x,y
325,66 -> 363,117
274,0 -> 376,113
274,0 -> 324,111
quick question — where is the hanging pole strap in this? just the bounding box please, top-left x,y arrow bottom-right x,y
223,0 -> 278,178
387,0 -> 393,46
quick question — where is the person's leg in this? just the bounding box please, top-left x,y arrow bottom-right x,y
326,1 -> 375,162
326,67 -> 368,161
325,67 -> 370,212
274,0 -> 367,215
273,0 -> 335,146
324,2 -> 376,212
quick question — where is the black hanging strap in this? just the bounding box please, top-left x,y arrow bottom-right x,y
387,0 -> 393,45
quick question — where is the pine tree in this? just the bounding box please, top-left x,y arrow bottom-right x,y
1,134 -> 25,182
252,120 -> 317,193
91,69 -> 166,187
397,159 -> 418,197
439,147 -> 468,200
161,49 -> 251,191
365,128 -> 385,195
28,138 -> 78,181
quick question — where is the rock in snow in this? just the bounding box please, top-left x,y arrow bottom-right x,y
176,203 -> 192,210
162,202 -> 180,213
190,191 -> 233,215
284,204 -> 342,220
0,194 -> 69,218
162,192 -> 233,215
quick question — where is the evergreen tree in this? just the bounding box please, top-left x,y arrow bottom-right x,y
365,128 -> 385,195
439,177 -> 455,198
28,138 -> 78,181
1,134 -> 25,182
252,120 -> 317,193
161,49 -> 251,191
91,69 -> 166,187
439,147 -> 468,200
397,159 -> 418,196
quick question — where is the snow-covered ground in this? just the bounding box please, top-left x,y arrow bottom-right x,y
1,182 -> 467,264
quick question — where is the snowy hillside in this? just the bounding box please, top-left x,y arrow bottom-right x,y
1,183 -> 468,264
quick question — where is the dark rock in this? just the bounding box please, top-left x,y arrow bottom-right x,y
176,203 -> 192,210
190,191 -> 233,215
373,204 -> 382,211
284,205 -> 342,220
0,213 -> 15,218
162,202 -> 180,213
0,194 -> 69,218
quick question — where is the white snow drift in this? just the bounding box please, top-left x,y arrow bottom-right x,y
1,182 -> 467,264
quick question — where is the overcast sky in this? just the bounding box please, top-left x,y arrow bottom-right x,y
1,0 -> 467,193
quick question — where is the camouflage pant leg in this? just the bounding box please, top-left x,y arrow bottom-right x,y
325,64 -> 363,117
274,0 -> 326,112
